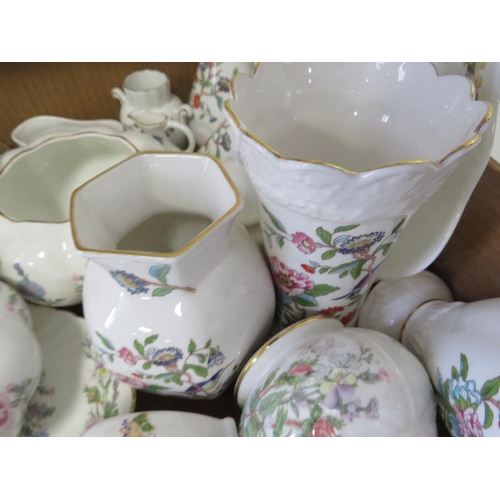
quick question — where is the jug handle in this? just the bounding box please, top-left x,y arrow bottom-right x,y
176,104 -> 194,125
165,121 -> 196,152
111,87 -> 127,106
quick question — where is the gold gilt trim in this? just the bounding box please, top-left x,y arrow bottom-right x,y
225,62 -> 492,175
0,132 -> 140,225
234,315 -> 340,397
399,299 -> 439,344
70,151 -> 243,259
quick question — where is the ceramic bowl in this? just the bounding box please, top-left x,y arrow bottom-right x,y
236,316 -> 437,437
20,305 -> 135,437
0,131 -> 161,306
0,281 -> 42,437
82,411 -> 238,437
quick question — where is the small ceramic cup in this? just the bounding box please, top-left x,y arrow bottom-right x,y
82,411 -> 238,437
236,316 -> 437,437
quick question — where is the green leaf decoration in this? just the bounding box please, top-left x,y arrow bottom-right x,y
273,406 -> 288,437
152,287 -> 174,297
249,391 -> 260,412
262,369 -> 278,391
153,373 -> 177,381
321,249 -> 337,260
277,236 -> 285,248
339,271 -> 349,278
96,332 -> 115,351
451,366 -> 460,379
480,377 -> 500,399
316,227 -> 332,245
205,340 -> 212,349
350,260 -> 364,280
348,294 -> 363,306
142,361 -> 152,370
319,268 -> 329,275
171,373 -> 183,386
484,403 -> 494,428
262,204 -> 287,233
196,353 -> 206,363
246,415 -> 263,437
145,385 -> 168,392
188,339 -> 197,354
328,261 -> 360,275
104,402 -> 117,418
144,335 -> 159,346
333,224 -> 360,233
149,264 -> 171,283
292,294 -> 318,307
259,390 -> 287,417
300,418 -> 314,437
184,364 -> 209,378
308,284 -> 340,297
373,243 -> 392,256
460,354 -> 469,379
134,339 -> 145,357
141,423 -> 154,432
310,403 -> 323,422
215,94 -> 224,111
392,218 -> 405,234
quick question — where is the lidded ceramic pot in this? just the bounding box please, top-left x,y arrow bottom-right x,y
225,62 -> 492,328
0,281 -> 42,437
236,316 -> 437,437
70,152 -> 275,398
358,271 -> 500,437
0,131 -> 161,307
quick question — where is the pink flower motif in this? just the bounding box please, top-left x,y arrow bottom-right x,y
110,371 -> 148,389
0,394 -> 12,428
72,273 -> 82,282
309,419 -> 336,437
289,364 -> 313,377
269,256 -> 314,297
118,348 -> 137,366
292,232 -> 316,254
6,383 -> 16,393
378,368 -> 390,383
454,405 -> 483,437
6,303 -> 15,313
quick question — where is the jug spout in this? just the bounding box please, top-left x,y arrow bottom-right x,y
70,152 -> 242,288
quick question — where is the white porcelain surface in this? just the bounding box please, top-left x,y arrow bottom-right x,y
236,316 -> 437,437
0,132 -> 160,307
0,281 -> 42,437
71,152 -> 275,398
83,411 -> 237,437
11,116 -> 124,147
358,271 -> 500,437
112,69 -> 194,150
377,62 -> 500,280
20,306 -> 135,437
225,62 -> 491,328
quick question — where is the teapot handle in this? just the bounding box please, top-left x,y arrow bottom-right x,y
164,120 -> 196,152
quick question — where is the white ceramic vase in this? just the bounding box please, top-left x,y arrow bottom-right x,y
70,152 -> 275,398
358,271 -> 500,437
236,316 -> 437,437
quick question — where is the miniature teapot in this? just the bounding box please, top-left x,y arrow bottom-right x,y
112,69 -> 194,150
358,271 -> 500,437
0,281 -> 42,437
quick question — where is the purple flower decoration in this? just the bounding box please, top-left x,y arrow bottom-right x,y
368,398 -> 379,419
17,280 -> 46,299
220,133 -> 231,152
208,350 -> 225,368
217,76 -> 231,93
110,270 -> 149,295
146,346 -> 183,367
335,231 -> 385,255
323,384 -> 355,409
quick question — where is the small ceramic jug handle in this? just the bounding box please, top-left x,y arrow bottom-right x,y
166,121 -> 196,152
177,104 -> 194,125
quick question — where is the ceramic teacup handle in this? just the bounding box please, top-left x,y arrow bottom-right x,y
176,104 -> 194,124
166,120 -> 196,152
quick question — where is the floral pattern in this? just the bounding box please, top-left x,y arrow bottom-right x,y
21,373 -> 56,437
94,333 -> 233,397
464,62 -> 485,99
11,262 -> 64,306
120,413 -> 156,437
190,62 -> 238,158
261,204 -> 405,327
436,353 -> 500,437
110,264 -> 195,297
240,338 -> 388,437
2,285 -> 31,324
1,378 -> 38,436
